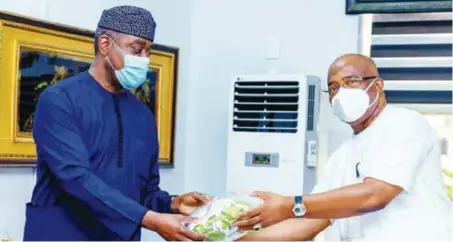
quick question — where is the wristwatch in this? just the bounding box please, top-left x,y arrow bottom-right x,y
292,195 -> 306,218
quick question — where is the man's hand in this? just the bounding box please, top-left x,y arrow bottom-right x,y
142,211 -> 206,241
171,192 -> 211,215
234,191 -> 294,231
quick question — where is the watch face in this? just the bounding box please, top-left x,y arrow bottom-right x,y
293,204 -> 306,217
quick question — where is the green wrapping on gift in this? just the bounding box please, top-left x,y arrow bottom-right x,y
188,199 -> 254,241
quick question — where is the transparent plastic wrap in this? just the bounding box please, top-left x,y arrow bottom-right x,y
186,195 -> 264,241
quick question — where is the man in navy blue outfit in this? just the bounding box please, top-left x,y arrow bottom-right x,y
23,5 -> 207,241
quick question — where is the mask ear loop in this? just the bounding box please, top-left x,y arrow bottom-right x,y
105,35 -> 126,56
103,35 -> 125,71
364,76 -> 378,92
366,77 -> 380,107
105,54 -> 116,70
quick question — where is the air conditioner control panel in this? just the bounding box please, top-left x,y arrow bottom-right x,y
244,152 -> 279,168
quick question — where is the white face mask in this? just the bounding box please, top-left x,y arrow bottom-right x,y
331,77 -> 379,123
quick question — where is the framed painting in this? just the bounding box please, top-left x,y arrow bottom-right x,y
0,11 -> 178,168
346,0 -> 453,14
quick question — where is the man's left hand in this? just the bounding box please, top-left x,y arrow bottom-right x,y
171,192 -> 212,215
234,191 -> 294,231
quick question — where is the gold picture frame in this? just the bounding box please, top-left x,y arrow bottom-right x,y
0,11 -> 178,167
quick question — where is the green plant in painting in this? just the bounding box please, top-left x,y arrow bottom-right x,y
443,168 -> 453,201
130,79 -> 152,104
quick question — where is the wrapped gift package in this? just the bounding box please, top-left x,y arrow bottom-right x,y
186,195 -> 263,241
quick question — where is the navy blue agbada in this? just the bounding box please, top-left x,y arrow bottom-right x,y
23,71 -> 171,241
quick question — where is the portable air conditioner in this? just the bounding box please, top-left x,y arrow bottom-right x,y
226,74 -> 321,196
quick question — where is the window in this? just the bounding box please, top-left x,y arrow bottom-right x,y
360,12 -> 453,201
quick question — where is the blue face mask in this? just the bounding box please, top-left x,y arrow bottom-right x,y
106,40 -> 150,89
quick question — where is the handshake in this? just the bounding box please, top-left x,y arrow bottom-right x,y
145,191 -> 292,241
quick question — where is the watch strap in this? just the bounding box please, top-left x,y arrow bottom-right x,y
293,195 -> 305,218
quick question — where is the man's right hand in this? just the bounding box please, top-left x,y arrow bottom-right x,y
234,191 -> 294,230
142,211 -> 206,241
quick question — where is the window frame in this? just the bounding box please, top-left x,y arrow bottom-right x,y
358,12 -> 453,105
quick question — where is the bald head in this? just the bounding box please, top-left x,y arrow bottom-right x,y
328,53 -> 379,83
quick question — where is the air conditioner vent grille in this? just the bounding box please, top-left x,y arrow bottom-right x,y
233,81 -> 299,133
306,85 -> 315,131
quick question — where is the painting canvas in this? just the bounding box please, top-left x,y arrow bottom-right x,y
0,11 -> 178,167
346,0 -> 453,14
17,47 -> 91,136
16,48 -> 158,136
